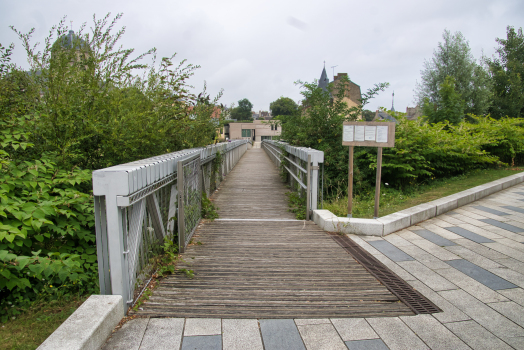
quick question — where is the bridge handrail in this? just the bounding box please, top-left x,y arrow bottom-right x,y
261,140 -> 324,220
93,140 -> 248,312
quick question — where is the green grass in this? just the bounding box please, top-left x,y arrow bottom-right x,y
324,168 -> 524,219
0,295 -> 90,350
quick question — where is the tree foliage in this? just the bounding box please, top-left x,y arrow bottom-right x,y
422,76 -> 465,124
416,30 -> 491,118
280,75 -> 388,196
269,96 -> 298,117
487,26 -> 524,119
230,98 -> 253,121
9,14 -> 222,170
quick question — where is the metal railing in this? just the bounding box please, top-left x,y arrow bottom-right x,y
93,140 -> 248,311
262,140 -> 324,220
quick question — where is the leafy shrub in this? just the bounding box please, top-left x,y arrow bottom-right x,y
0,115 -> 97,322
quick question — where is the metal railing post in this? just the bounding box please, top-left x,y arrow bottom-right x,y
311,153 -> 319,211
306,154 -> 311,221
177,159 -> 186,253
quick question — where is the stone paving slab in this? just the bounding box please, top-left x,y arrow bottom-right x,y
181,335 -> 222,350
472,205 -> 510,216
480,218 -> 524,233
444,320 -> 514,350
445,259 -> 518,290
259,319 -> 305,350
330,318 -> 378,341
444,226 -> 495,243
139,318 -> 184,350
502,205 -> 524,214
368,240 -> 415,261
222,319 -> 263,350
411,229 -> 456,246
345,339 -> 390,350
366,317 -> 429,350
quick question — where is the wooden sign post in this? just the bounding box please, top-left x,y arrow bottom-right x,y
342,121 -> 396,218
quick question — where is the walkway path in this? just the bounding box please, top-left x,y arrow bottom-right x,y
134,148 -> 412,318
101,156 -> 524,349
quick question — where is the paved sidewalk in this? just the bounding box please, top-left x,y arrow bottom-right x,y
102,183 -> 524,350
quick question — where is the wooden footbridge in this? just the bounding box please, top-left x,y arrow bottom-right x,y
134,148 -> 415,318
94,141 -> 437,319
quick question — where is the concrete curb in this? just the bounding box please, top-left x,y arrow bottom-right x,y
313,171 -> 524,237
37,295 -> 123,350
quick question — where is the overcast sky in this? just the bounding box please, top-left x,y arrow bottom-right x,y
1,0 -> 523,113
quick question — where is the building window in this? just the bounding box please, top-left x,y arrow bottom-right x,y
271,125 -> 274,131
241,129 -> 251,137
261,136 -> 272,140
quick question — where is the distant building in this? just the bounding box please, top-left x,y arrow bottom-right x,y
373,110 -> 398,123
317,67 -> 362,119
406,106 -> 422,120
221,120 -> 281,142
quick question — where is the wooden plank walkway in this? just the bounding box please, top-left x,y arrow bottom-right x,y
136,148 -> 414,318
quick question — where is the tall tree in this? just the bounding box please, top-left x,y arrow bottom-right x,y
422,76 -> 465,124
415,30 -> 491,117
230,98 -> 253,120
270,96 -> 298,117
487,26 -> 524,119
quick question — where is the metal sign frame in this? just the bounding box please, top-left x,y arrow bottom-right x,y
342,121 -> 396,218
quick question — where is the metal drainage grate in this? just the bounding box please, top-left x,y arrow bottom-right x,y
329,233 -> 442,315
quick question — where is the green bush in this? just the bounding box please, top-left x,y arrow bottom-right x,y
0,115 -> 97,322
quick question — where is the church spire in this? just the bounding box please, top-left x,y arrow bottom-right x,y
318,63 -> 329,92
391,91 -> 395,112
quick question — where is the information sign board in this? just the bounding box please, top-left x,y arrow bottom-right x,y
342,121 -> 396,147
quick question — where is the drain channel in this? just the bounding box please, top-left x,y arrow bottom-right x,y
329,233 -> 442,315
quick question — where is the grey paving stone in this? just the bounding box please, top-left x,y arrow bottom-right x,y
397,245 -> 451,270
383,234 -> 413,247
519,198 -> 524,202
515,192 -> 524,196
181,335 -> 221,350
330,318 -> 378,341
495,258 -> 524,272
503,205 -> 524,214
366,317 -> 428,350
372,254 -> 416,281
483,242 -> 524,262
297,323 -> 347,350
101,317 -> 149,350
259,319 -> 305,350
183,318 -> 221,336
498,288 -> 524,307
439,214 -> 466,226
139,318 -> 184,350
435,267 -> 508,303
487,301 -> 524,328
416,224 -> 463,240
454,239 -> 509,260
368,240 -> 415,262
456,223 -> 503,240
444,226 -> 495,243
397,261 -> 457,291
480,219 -> 524,233
444,320 -> 514,350
487,267 -> 524,288
222,319 -> 263,350
455,208 -> 488,220
473,205 -> 510,216
345,339 -> 390,350
409,239 -> 461,261
407,280 -> 470,323
439,289 -> 524,339
400,314 -> 470,350
411,229 -> 456,246
504,336 -> 524,349
447,211 -> 458,215
446,259 -> 517,290
444,245 -> 503,270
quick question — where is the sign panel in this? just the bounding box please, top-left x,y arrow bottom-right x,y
342,121 -> 396,147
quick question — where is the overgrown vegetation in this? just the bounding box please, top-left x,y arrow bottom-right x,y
1,13 -> 224,322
